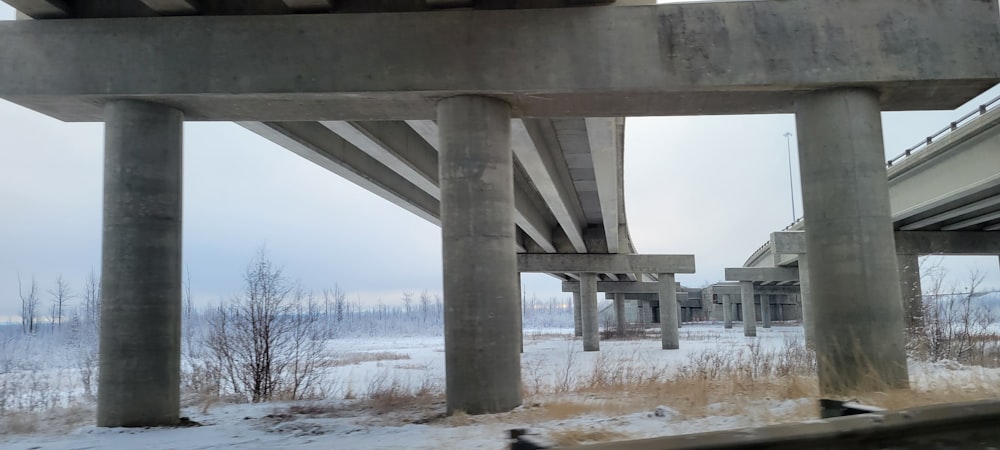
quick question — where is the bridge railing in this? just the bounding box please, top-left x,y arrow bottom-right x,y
887,94 -> 1000,167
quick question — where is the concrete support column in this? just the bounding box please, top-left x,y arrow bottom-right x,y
579,273 -> 599,351
740,281 -> 757,337
897,253 -> 924,336
761,294 -> 772,329
98,100 -> 183,427
439,95 -> 520,414
614,293 -> 627,337
677,303 -> 683,328
572,291 -> 583,337
796,88 -> 908,394
517,274 -> 523,354
722,294 -> 733,329
658,273 -> 679,349
799,256 -> 815,347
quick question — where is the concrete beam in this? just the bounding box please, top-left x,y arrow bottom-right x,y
139,0 -> 199,15
563,280 -> 680,293
586,117 -> 620,254
322,121 -> 440,198
513,120 -> 587,253
3,0 -> 70,18
899,194 -> 1000,231
239,121 -> 441,225
519,254 -> 695,274
2,0 -> 997,121
775,230 -> 1000,256
725,267 -> 799,283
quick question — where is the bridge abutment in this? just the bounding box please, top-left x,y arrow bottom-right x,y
438,95 -> 521,415
97,100 -> 183,427
795,88 -> 909,395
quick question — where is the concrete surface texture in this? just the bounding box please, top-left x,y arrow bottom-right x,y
658,274 -> 679,350
0,1 -> 997,121
97,100 -> 183,427
795,88 -> 908,394
438,95 -> 520,414
740,281 -> 757,338
580,273 -> 600,352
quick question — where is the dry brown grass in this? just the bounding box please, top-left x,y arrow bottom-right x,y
548,426 -> 628,446
321,351 -> 411,367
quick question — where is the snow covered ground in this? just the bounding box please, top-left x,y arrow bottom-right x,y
3,324 -> 999,449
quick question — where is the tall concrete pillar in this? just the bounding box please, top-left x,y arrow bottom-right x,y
761,293 -> 772,329
579,273 -> 599,351
799,256 -> 815,347
572,291 -> 583,337
897,253 -> 924,336
677,303 -> 683,328
517,274 -> 524,354
439,95 -> 520,414
722,294 -> 733,329
658,273 -> 679,349
614,293 -> 627,337
98,100 -> 183,427
796,88 -> 908,394
740,281 -> 757,337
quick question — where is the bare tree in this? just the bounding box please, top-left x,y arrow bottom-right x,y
18,275 -> 40,334
419,290 -> 432,324
206,248 -> 328,402
48,275 -> 72,329
82,269 -> 101,330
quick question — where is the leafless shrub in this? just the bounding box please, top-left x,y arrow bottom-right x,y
913,262 -> 1000,367
203,248 -> 330,403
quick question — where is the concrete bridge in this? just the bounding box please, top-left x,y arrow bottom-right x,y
734,97 -> 1000,345
1,0 -> 997,427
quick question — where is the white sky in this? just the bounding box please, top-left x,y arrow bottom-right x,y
1,3 -> 998,320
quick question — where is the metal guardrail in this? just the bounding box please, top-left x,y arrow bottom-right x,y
887,94 -> 1000,167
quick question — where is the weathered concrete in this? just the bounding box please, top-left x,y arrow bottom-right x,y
580,273 -> 599,352
658,274 -> 679,350
97,100 -> 182,427
897,253 -> 924,335
740,281 -> 756,337
518,254 -> 695,274
799,256 -> 815,347
796,88 -> 908,394
563,280 -> 681,293
722,294 -> 733,329
725,267 -> 798,282
761,294 -> 772,329
439,95 -> 520,414
614,293 -> 626,336
2,0 -> 997,121
572,291 -> 582,337
558,399 -> 1000,450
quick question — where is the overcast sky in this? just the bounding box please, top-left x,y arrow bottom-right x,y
1,3 -> 998,321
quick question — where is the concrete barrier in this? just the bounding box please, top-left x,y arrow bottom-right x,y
557,399 -> 1000,449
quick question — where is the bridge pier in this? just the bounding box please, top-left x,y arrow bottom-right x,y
614,292 -> 627,337
580,273 -> 600,351
761,293 -> 772,329
572,291 -> 583,337
796,88 -> 908,395
439,95 -> 521,414
722,294 -> 733,329
799,256 -> 815,347
740,281 -> 757,337
97,100 -> 183,427
659,273 -> 679,349
897,253 -> 924,336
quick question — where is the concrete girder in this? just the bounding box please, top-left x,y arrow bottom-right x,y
724,267 -> 799,283
3,0 -> 69,18
563,281 -> 679,293
774,230 -> 1000,256
401,119 -> 557,253
239,121 -> 441,225
899,195 -> 1000,231
586,117 -> 620,254
513,119 -> 587,253
518,254 -> 695,274
2,0 -> 997,121
941,211 -> 1000,231
321,121 -> 440,198
139,0 -> 199,15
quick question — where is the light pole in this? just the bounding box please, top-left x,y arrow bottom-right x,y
783,132 -> 796,222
